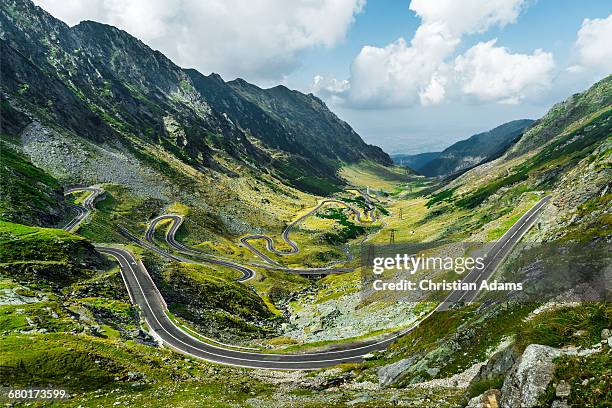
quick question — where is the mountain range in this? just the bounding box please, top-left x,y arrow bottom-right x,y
0,0 -> 390,196
392,119 -> 534,177
0,0 -> 610,406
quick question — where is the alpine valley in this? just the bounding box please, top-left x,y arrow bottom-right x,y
0,1 -> 610,407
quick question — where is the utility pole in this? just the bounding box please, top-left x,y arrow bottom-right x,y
389,229 -> 396,244
399,208 -> 403,220
367,245 -> 374,267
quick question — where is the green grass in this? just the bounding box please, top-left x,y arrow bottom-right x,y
1,334 -> 120,391
159,262 -> 276,341
77,184 -> 165,243
467,376 -> 504,399
540,352 -> 611,407
486,194 -> 540,240
0,139 -> 66,226
426,188 -> 456,208
0,220 -> 86,263
162,262 -> 271,320
77,297 -> 136,321
371,304 -> 538,385
0,300 -> 76,333
386,306 -> 476,360
0,332 -> 274,407
562,192 -> 612,241
316,207 -> 366,244
456,108 -> 611,209
165,311 -> 261,350
0,220 -> 105,286
515,303 -> 611,351
372,302 -> 609,388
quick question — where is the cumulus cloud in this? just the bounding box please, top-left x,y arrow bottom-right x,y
419,73 -> 447,106
573,14 -> 612,73
343,0 -> 528,107
315,0 -> 558,108
34,0 -> 365,81
454,40 -> 555,104
313,75 -> 350,95
409,0 -> 525,36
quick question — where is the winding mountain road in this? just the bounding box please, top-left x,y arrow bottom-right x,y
145,214 -> 350,276
63,186 -> 104,231
64,187 -> 550,369
239,197 -> 379,266
122,224 -> 255,282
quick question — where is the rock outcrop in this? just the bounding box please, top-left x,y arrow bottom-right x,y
500,344 -> 601,408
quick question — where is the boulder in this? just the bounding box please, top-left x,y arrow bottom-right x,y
466,389 -> 501,408
377,355 -> 418,387
471,345 -> 519,385
500,345 -> 562,408
555,380 -> 571,398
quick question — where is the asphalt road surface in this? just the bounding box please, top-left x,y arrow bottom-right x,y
240,196 -> 378,264
145,213 -> 351,275
63,187 -> 104,231
438,195 -> 551,311
121,224 -> 255,282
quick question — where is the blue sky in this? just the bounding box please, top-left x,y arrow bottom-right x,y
294,0 -> 610,85
36,0 -> 612,154
295,0 -> 611,154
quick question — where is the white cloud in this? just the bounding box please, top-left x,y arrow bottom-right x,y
313,75 -> 350,94
419,73 -> 447,106
409,0 -> 525,36
454,40 -> 555,104
34,0 -> 365,81
347,37 -> 447,107
573,14 -> 612,73
315,0 -> 544,108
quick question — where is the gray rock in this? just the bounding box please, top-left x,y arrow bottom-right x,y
377,356 -> 417,387
127,371 -> 146,381
550,400 -> 569,408
555,380 -> 571,398
362,353 -> 376,360
347,395 -> 372,406
471,345 -> 519,386
466,389 -> 501,408
601,328 -> 610,340
500,344 -> 562,408
426,367 -> 440,377
466,395 -> 483,408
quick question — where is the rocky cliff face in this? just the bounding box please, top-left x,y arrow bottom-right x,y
0,0 -> 392,195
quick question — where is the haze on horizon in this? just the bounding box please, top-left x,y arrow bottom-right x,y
34,0 -> 612,155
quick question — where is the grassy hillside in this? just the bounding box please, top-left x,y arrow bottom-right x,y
418,119 -> 533,177
406,76 -> 612,246
160,262 -> 275,342
0,220 -> 106,286
508,75 -> 612,158
0,138 -> 69,226
453,107 -> 610,210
